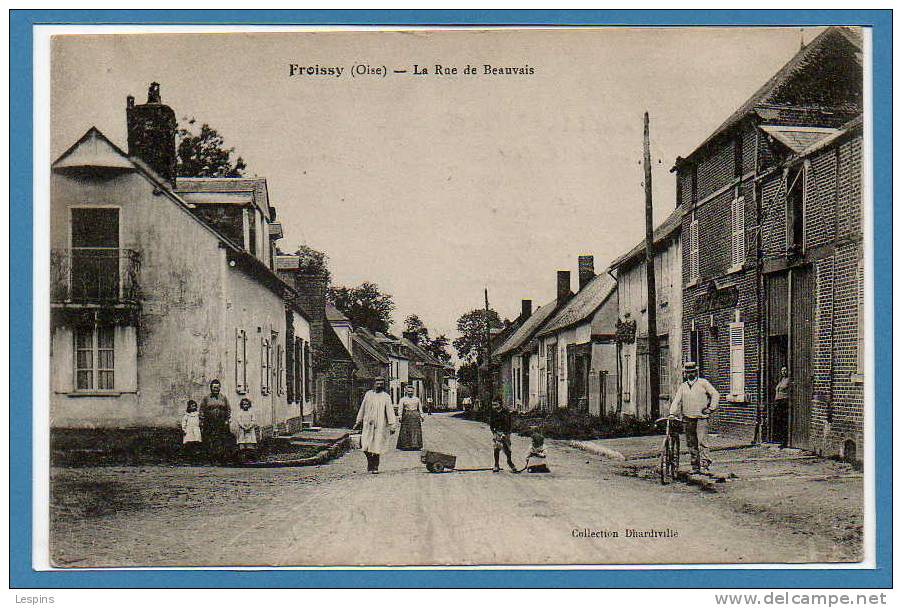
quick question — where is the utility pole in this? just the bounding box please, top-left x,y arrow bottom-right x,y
483,287 -> 493,412
644,111 -> 661,419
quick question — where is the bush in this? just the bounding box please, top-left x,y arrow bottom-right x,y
513,409 -> 658,441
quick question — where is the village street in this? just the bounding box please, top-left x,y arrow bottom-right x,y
50,413 -> 858,568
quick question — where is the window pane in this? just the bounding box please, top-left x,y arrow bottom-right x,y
76,349 -> 93,370
71,208 -> 119,248
77,370 -> 93,390
76,328 -> 93,349
98,349 -> 115,370
98,371 -> 115,390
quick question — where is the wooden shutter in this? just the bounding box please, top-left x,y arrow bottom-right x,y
731,197 -> 745,267
261,337 -> 270,395
729,321 -> 745,400
235,329 -> 247,394
277,344 -> 284,396
689,219 -> 700,282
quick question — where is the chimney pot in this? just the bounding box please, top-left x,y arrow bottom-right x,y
578,255 -> 595,290
126,95 -> 135,110
557,271 -> 571,303
521,299 -> 533,320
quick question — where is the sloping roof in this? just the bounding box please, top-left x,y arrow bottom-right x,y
52,127 -> 135,171
323,322 -> 353,362
175,176 -> 272,221
352,331 -> 390,365
536,273 -> 617,338
675,26 -> 862,168
398,337 -> 445,367
760,125 -> 839,153
493,299 -> 560,357
326,302 -> 351,324
609,206 -> 685,271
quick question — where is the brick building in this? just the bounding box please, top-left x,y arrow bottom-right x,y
672,27 -> 862,436
759,118 -> 864,457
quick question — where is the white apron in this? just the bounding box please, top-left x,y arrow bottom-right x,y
355,390 -> 397,455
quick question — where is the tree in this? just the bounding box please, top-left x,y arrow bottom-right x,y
285,243 -> 331,285
425,334 -> 452,364
328,282 -> 395,334
403,314 -> 430,345
176,117 -> 247,178
453,308 -> 504,364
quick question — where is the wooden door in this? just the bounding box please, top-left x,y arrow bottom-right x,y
789,266 -> 813,449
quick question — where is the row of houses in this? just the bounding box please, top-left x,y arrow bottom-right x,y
50,82 -> 455,446
493,26 -> 865,459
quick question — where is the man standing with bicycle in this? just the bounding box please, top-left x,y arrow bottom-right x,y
667,362 -> 720,475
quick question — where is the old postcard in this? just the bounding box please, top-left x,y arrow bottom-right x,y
40,25 -> 870,569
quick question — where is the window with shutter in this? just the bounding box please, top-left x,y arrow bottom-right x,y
729,321 -> 745,400
689,219 -> 700,283
235,329 -> 247,394
277,344 -> 284,396
731,197 -> 745,268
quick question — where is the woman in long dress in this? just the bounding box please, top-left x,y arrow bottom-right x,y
353,377 -> 397,473
396,385 -> 425,450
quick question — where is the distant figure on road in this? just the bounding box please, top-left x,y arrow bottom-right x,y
667,362 -> 720,475
426,396 -> 434,415
199,379 -> 233,463
354,377 -> 397,473
773,367 -> 792,448
396,385 -> 425,451
489,400 -> 518,473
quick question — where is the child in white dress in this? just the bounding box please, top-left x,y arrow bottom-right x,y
236,398 -> 258,462
181,400 -> 202,462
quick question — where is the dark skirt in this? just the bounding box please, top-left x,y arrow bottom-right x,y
396,410 -> 423,450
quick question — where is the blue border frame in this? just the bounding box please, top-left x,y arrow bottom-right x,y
9,9 -> 892,589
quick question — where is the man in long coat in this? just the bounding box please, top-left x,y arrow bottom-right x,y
354,377 -> 397,473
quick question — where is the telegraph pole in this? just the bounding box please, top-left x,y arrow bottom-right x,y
483,287 -> 493,413
644,111 -> 661,419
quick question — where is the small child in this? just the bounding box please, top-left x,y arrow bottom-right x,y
525,432 -> 549,473
181,400 -> 202,462
236,398 -> 258,462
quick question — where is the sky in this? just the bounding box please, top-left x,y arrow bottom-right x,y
50,27 -> 821,352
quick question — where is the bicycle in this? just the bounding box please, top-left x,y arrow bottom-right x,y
656,416 -> 682,485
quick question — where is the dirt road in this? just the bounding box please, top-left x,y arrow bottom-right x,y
50,413 -> 853,567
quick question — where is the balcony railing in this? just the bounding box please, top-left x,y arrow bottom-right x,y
51,248 -> 140,304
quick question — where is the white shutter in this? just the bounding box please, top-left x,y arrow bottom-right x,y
689,219 -> 700,283
731,197 -> 745,267
729,321 -> 745,400
261,337 -> 270,395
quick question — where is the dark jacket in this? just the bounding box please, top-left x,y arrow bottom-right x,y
489,407 -> 513,435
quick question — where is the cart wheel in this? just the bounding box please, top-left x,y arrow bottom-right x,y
426,463 -> 436,473
433,463 -> 445,473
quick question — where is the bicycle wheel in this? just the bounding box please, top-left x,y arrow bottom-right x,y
670,434 -> 681,479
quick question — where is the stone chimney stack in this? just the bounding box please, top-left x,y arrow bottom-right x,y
278,265 -> 327,350
557,271 -> 571,304
521,299 -> 533,320
126,82 -> 177,185
578,255 -> 596,291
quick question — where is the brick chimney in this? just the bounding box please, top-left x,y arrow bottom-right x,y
578,255 -> 595,291
521,299 -> 533,320
557,271 -> 571,304
126,82 -> 177,185
279,266 -> 327,350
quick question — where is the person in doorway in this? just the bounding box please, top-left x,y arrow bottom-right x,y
489,400 -> 518,473
354,377 -> 397,473
199,379 -> 233,463
667,362 -> 720,475
773,367 -> 792,448
396,385 -> 425,451
236,398 -> 258,462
